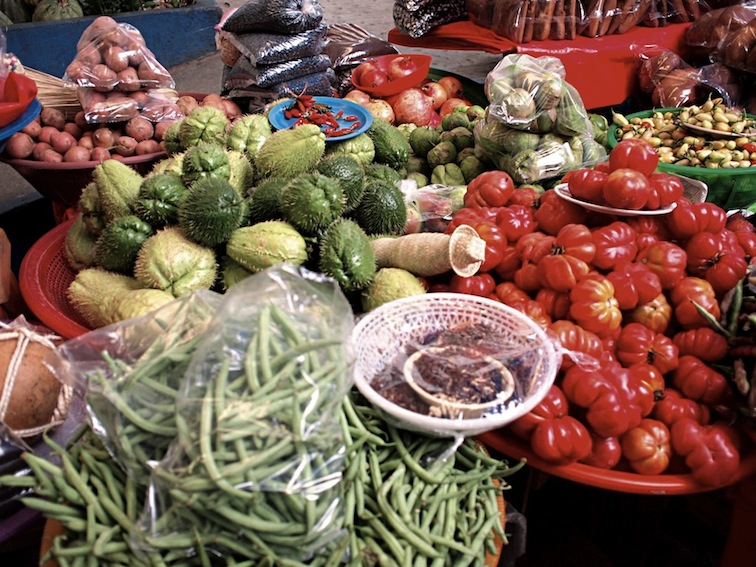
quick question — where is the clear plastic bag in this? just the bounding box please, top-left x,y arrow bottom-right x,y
580,0 -> 652,37
221,0 -> 324,34
685,2 -> 756,58
222,22 -> 328,66
135,264 -> 354,562
52,290 -> 222,485
641,0 -> 710,27
715,16 -> 756,73
64,18 -> 174,92
400,179 -> 467,233
77,87 -> 182,124
492,0 -> 585,42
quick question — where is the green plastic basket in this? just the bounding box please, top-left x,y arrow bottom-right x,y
608,108 -> 756,211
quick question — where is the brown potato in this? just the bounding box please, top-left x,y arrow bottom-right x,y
63,122 -> 83,140
137,61 -> 167,84
91,147 -> 111,162
20,120 -> 42,139
129,90 -> 151,108
201,93 -> 227,114
32,142 -> 53,161
117,67 -> 141,92
135,139 -> 160,155
177,95 -> 199,115
76,46 -> 102,68
113,135 -> 137,157
37,126 -> 59,145
78,136 -> 95,151
124,116 -> 154,142
40,107 -> 66,130
153,120 -> 174,141
4,132 -> 35,159
90,63 -> 117,92
104,45 -> 129,73
40,148 -> 63,163
92,127 -> 115,148
50,131 -> 77,154
222,99 -> 243,120
63,146 -> 92,162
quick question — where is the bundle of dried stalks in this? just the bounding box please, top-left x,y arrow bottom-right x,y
23,68 -> 81,120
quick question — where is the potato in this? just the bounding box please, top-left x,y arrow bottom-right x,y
0,334 -> 62,434
91,147 -> 111,162
21,119 -> 42,138
65,59 -> 90,82
153,120 -> 174,141
63,146 -> 92,162
78,135 -> 95,151
137,61 -> 167,84
40,149 -> 64,162
117,67 -> 141,92
92,127 -> 116,148
135,139 -> 160,155
77,15 -> 118,50
40,107 -> 66,130
63,122 -> 83,140
76,46 -> 102,68
38,126 -> 59,145
177,95 -> 199,115
114,135 -> 137,157
201,93 -> 227,114
128,43 -> 146,67
104,45 -> 129,73
32,142 -> 53,161
125,116 -> 154,142
90,63 -> 117,92
50,131 -> 77,154
74,110 -> 90,130
4,132 -> 35,159
222,98 -> 243,120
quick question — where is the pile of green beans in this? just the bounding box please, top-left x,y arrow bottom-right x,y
340,393 -> 524,567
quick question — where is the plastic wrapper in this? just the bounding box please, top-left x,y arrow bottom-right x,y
224,69 -> 336,112
77,87 -> 182,124
714,16 -> 756,73
492,0 -> 586,42
221,0 -> 323,34
51,291 -> 222,485
225,53 -> 332,89
393,0 -> 468,39
400,180 -> 467,233
580,0 -> 652,37
64,20 -> 174,92
323,23 -> 399,96
685,2 -> 756,59
222,22 -> 328,66
637,47 -> 745,106
466,0 -> 495,28
134,265 -> 354,562
641,0 -> 711,27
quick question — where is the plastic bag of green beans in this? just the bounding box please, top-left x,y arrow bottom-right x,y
136,264 -> 356,563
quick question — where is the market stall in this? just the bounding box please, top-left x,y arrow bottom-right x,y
0,0 -> 755,565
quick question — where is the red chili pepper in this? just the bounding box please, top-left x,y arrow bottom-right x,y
344,115 -> 358,122
335,109 -> 344,119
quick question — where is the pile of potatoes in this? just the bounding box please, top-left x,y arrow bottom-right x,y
3,94 -> 242,164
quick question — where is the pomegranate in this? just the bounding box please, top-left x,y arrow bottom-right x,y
343,89 -> 371,105
391,87 -> 434,126
386,55 -> 418,81
421,81 -> 449,110
438,76 -> 465,99
359,67 -> 389,89
439,97 -> 470,117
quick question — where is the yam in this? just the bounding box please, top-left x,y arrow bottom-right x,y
0,329 -> 62,434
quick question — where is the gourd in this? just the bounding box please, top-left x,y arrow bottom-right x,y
32,0 -> 83,22
0,0 -> 31,23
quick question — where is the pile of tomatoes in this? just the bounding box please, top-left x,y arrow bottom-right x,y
432,140 -> 756,486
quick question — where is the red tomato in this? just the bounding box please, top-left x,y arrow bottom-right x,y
464,170 -> 514,208
629,293 -> 672,334
530,416 -> 594,464
568,274 -> 622,338
672,328 -> 729,362
593,160 -> 612,174
537,253 -> 592,293
471,221 -> 507,273
671,355 -> 732,405
648,172 -> 684,208
636,240 -> 687,290
495,204 -> 536,242
535,189 -> 588,236
630,363 -> 666,399
621,418 -> 672,475
591,222 -> 639,271
508,186 -> 541,208
580,434 -> 622,469
615,322 -> 679,375
652,388 -> 710,427
507,298 -> 552,329
513,262 -> 542,294
603,168 -> 652,210
609,138 -> 660,177
516,232 -> 555,263
567,168 -> 608,204
613,260 -> 663,305
535,288 -> 571,321
549,319 -> 607,370
666,202 -> 727,241
553,223 -> 597,264
492,244 -> 522,281
670,419 -> 741,486
492,282 -> 530,306
669,277 -> 721,329
448,273 -> 496,296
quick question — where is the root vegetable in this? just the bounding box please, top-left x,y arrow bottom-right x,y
63,122 -> 83,139
371,224 -> 486,277
137,61 -> 164,83
135,139 -> 160,155
63,146 -> 92,162
177,95 -> 199,115
129,90 -> 151,107
222,98 -> 242,120
32,142 -> 53,161
104,45 -> 129,73
21,120 -> 42,138
153,120 -> 174,141
91,147 -> 111,162
50,131 -> 77,154
40,107 -> 66,130
200,93 -> 227,114
74,111 -> 89,130
92,127 -> 115,148
125,116 -> 154,142
117,67 -> 141,91
114,135 -> 137,157
91,63 -> 117,92
5,132 -> 35,159
78,135 -> 95,151
40,149 -> 63,163
37,126 -> 58,145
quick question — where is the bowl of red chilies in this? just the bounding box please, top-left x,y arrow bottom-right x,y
266,95 -> 373,140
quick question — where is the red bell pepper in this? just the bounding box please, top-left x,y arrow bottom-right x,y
670,418 -> 741,486
463,170 -> 514,208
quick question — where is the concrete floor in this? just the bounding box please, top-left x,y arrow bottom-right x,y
169,0 -> 503,94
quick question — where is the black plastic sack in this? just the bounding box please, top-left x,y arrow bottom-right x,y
226,54 -> 332,89
393,0 -> 468,38
225,23 -> 328,66
222,0 -> 324,34
224,69 -> 336,112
